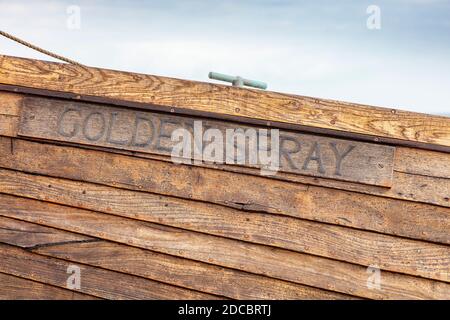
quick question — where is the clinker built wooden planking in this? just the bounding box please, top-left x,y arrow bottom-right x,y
0,55 -> 449,300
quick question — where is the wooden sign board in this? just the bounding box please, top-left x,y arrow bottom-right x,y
18,97 -> 395,187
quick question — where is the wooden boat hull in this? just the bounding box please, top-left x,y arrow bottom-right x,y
0,55 -> 449,300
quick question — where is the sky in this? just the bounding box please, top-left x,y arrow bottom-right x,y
0,0 -> 449,115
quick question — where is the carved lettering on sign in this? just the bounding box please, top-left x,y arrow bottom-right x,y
18,97 -> 395,187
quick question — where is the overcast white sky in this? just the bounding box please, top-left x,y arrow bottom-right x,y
0,0 -> 449,115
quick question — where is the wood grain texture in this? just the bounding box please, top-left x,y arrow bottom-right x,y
0,216 -> 93,248
0,91 -> 20,137
0,135 -> 449,233
4,125 -> 450,207
236,165 -> 450,208
0,114 -> 17,137
0,169 -> 449,276
1,92 -> 449,207
1,167 -> 448,246
0,243 -> 218,300
18,96 -> 395,187
1,55 -> 449,149
0,194 -> 448,299
90,144 -> 450,209
394,147 -> 450,179
0,91 -> 21,116
0,272 -> 98,300
0,217 -> 353,300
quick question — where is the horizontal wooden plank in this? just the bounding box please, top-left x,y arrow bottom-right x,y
0,114 -> 17,137
18,96 -> 395,187
1,55 -> 449,150
394,147 -> 450,180
0,243 -> 218,300
0,216 -> 93,248
0,217 -> 352,300
0,169 -> 448,277
103,144 -> 450,208
0,194 -> 448,299
67,135 -> 449,208
0,272 -> 98,300
228,163 -> 450,208
0,137 -> 449,246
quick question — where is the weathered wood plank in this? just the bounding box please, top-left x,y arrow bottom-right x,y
394,147 -> 450,180
1,55 -> 449,150
0,216 -> 93,248
35,241 -> 354,300
0,169 -> 449,275
0,217 -> 353,300
0,272 -> 98,300
0,194 -> 448,299
216,162 -> 450,208
0,243 -> 218,300
88,143 -> 450,208
18,96 -> 395,187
